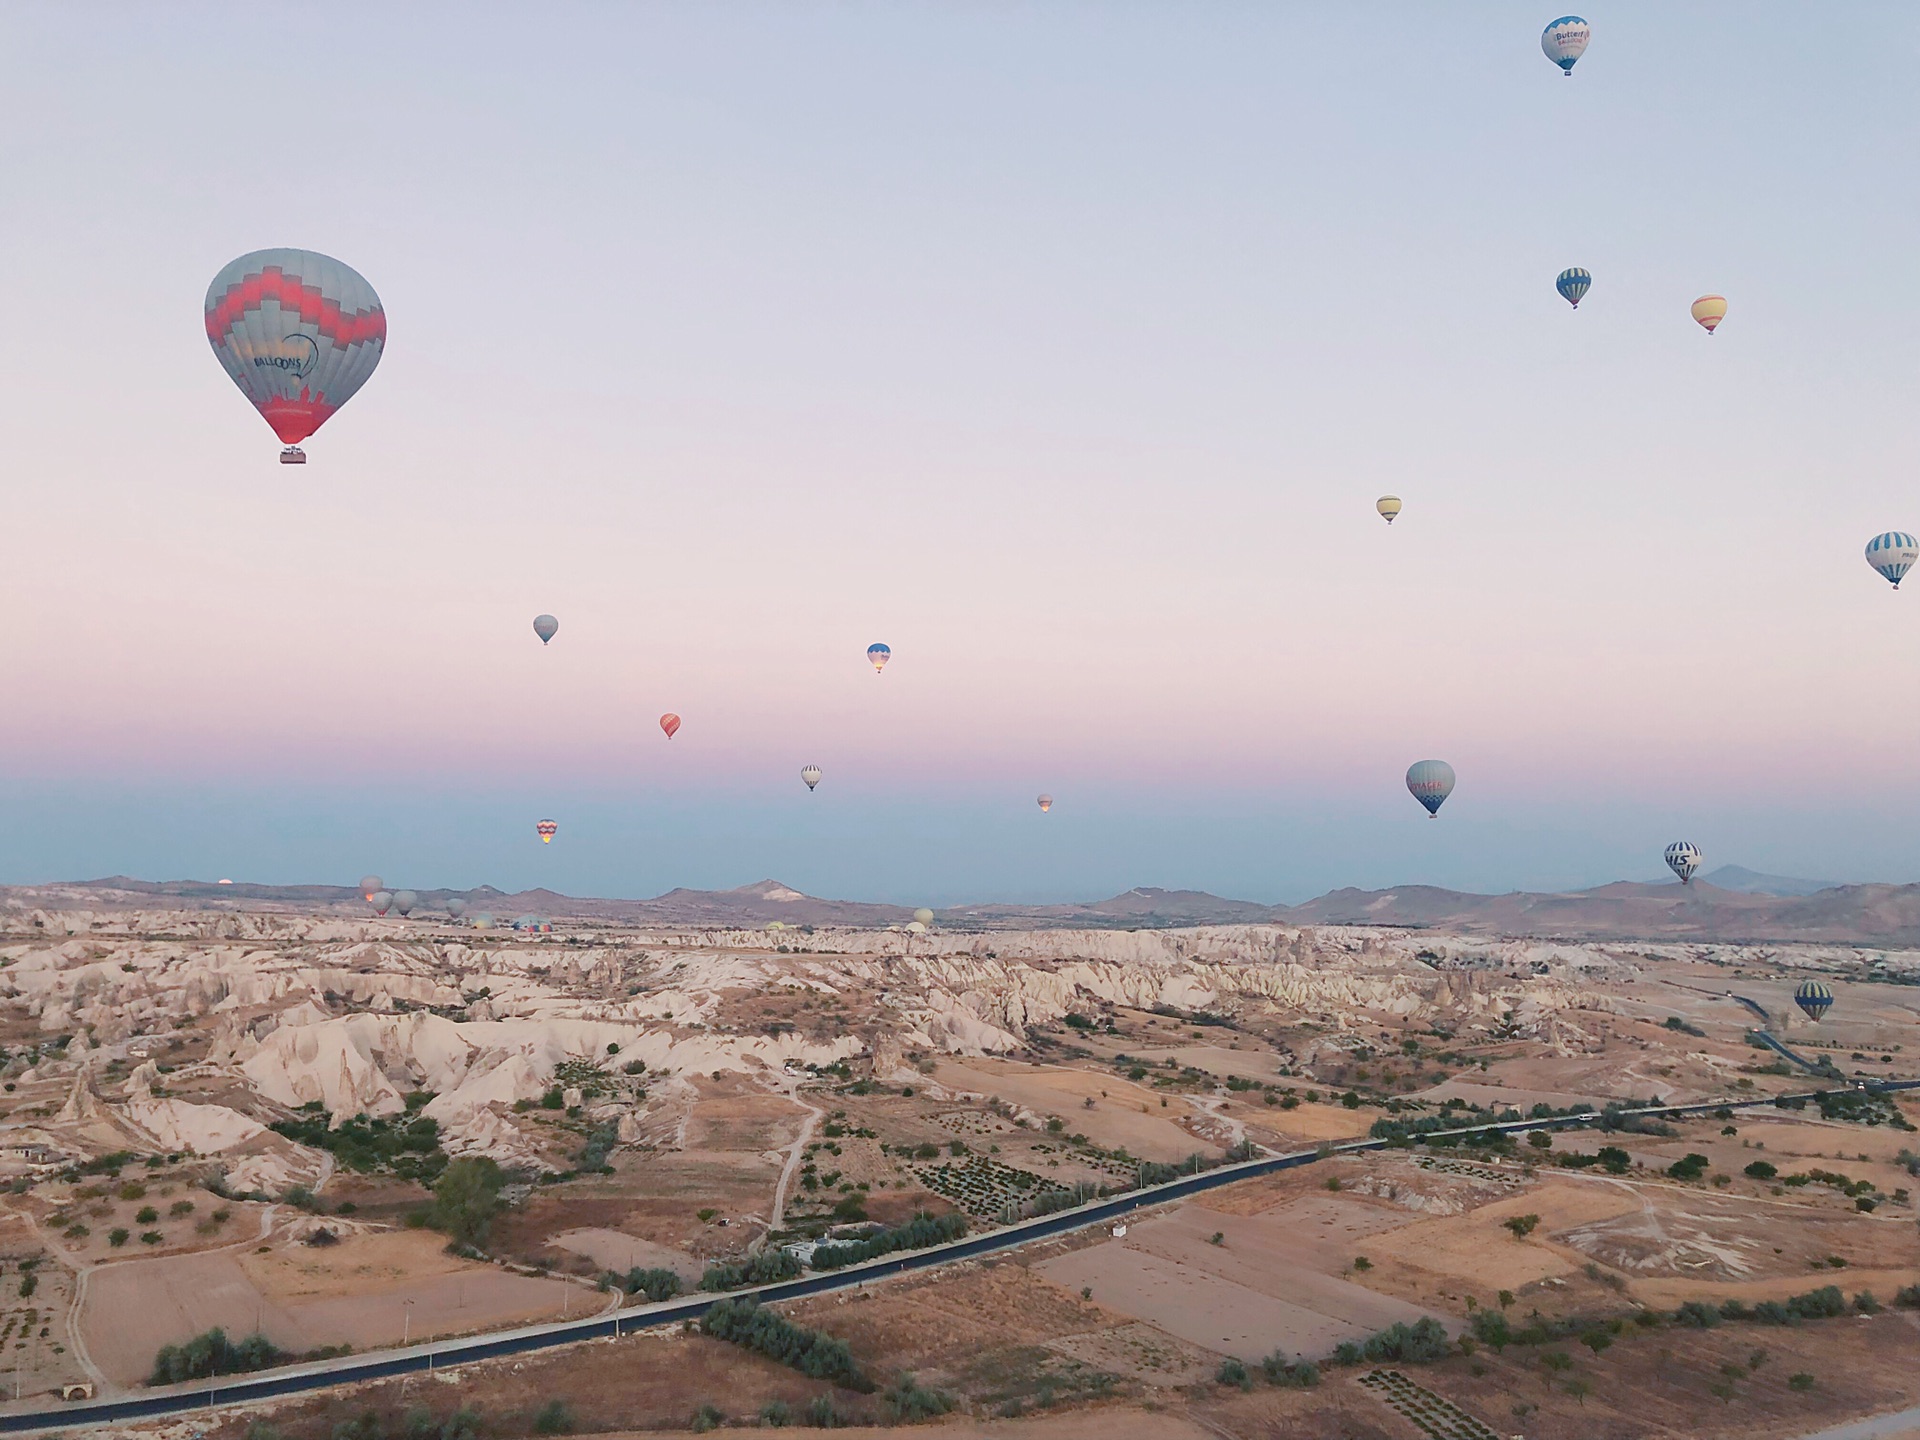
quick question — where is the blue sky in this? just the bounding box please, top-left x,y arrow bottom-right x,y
0,5 -> 1915,903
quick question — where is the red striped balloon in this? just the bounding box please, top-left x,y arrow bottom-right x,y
660,713 -> 681,739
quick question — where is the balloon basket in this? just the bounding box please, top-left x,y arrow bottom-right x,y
279,446 -> 307,465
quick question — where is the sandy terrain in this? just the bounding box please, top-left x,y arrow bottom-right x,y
80,1231 -> 585,1386
682,1092 -> 808,1152
547,1227 -> 703,1279
934,1059 -> 1214,1161
1037,1204 -> 1442,1362
1357,1180 -> 1643,1291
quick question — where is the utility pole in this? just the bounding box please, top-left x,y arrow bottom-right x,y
402,1298 -> 414,1348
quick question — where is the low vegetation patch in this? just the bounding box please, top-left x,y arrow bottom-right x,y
699,1297 -> 871,1391
811,1211 -> 966,1270
270,1099 -> 447,1184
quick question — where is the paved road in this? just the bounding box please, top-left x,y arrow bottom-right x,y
7,1076 -> 1915,1434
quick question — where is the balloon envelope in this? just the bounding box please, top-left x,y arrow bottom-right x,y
369,890 -> 393,915
446,897 -> 468,918
537,819 -> 558,843
359,874 -> 383,900
392,889 -> 418,917
1036,794 -> 1053,812
1865,532 -> 1918,589
866,643 -> 891,673
1664,842 -> 1702,884
1376,496 -> 1402,524
1793,979 -> 1833,1022
1541,15 -> 1590,73
1555,267 -> 1591,307
913,908 -> 935,925
533,614 -> 559,644
205,249 -> 386,449
1405,760 -> 1456,817
1691,295 -> 1727,333
660,713 -> 682,738
801,765 -> 822,791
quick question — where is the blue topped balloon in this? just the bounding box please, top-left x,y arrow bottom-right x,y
1542,16 -> 1590,75
1864,532 -> 1917,590
1556,268 -> 1591,309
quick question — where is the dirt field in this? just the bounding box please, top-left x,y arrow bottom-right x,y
546,1228 -> 703,1280
933,1059 -> 1214,1161
681,1091 -> 809,1152
80,1230 -> 589,1387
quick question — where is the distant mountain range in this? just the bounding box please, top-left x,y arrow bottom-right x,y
8,870 -> 1917,945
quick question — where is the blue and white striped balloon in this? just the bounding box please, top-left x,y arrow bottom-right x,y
1556,268 -> 1591,308
1865,532 -> 1918,589
1664,841 -> 1701,884
1405,760 -> 1456,818
1542,16 -> 1590,75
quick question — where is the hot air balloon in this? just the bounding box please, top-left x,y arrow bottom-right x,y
533,614 -> 559,645
801,765 -> 822,792
1664,842 -> 1702,884
866,643 -> 891,673
1376,496 -> 1402,525
1037,794 -> 1054,813
913,908 -> 935,925
1691,295 -> 1727,334
1556,268 -> 1591,308
370,890 -> 394,915
1406,760 -> 1456,818
205,249 -> 386,464
446,897 -> 469,919
513,913 -> 553,933
906,921 -> 927,933
1793,979 -> 1833,1023
1865,532 -> 1918,590
537,819 -> 558,844
359,874 -> 384,901
392,889 -> 418,917
471,912 -> 495,930
660,713 -> 682,739
1541,15 -> 1590,75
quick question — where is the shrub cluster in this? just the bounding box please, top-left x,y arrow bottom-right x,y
812,1212 -> 966,1270
699,1250 -> 802,1292
1333,1317 -> 1450,1366
148,1328 -> 286,1386
699,1298 -> 871,1391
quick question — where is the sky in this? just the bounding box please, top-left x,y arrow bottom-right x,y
0,4 -> 1916,905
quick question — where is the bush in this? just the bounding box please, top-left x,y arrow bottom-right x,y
427,1156 -> 504,1249
1893,1284 -> 1920,1309
699,1250 -> 802,1291
1787,1285 -> 1846,1320
532,1398 -> 574,1434
1666,1153 -> 1710,1182
148,1327 -> 286,1386
1744,1160 -> 1777,1180
1789,1372 -> 1816,1391
1216,1357 -> 1250,1389
1598,1146 -> 1631,1174
882,1373 -> 955,1420
1357,1317 -> 1450,1364
699,1298 -> 870,1390
807,1395 -> 844,1427
1471,1311 -> 1512,1350
689,1403 -> 723,1433
1673,1301 -> 1721,1329
1854,1291 -> 1881,1315
624,1267 -> 682,1303
1503,1214 -> 1540,1241
811,1212 -> 966,1270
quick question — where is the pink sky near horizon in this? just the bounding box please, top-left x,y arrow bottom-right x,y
1,6 -> 1917,895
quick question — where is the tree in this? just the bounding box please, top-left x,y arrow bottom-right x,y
1566,1377 -> 1592,1406
1528,1131 -> 1553,1150
1498,1289 -> 1514,1310
1504,1214 -> 1541,1241
1744,1160 -> 1778,1180
429,1156 -> 504,1249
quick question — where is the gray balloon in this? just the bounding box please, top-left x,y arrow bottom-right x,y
446,897 -> 469,918
392,889 -> 418,917
370,891 -> 393,915
533,614 -> 559,644
358,874 -> 383,897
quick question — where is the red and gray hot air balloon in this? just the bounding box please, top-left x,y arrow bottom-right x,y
537,819 -> 558,844
205,249 -> 386,464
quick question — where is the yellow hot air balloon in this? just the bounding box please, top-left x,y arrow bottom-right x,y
1691,295 -> 1728,334
1376,496 -> 1402,525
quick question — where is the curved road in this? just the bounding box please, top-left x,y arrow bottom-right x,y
7,1074 -> 1914,1433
